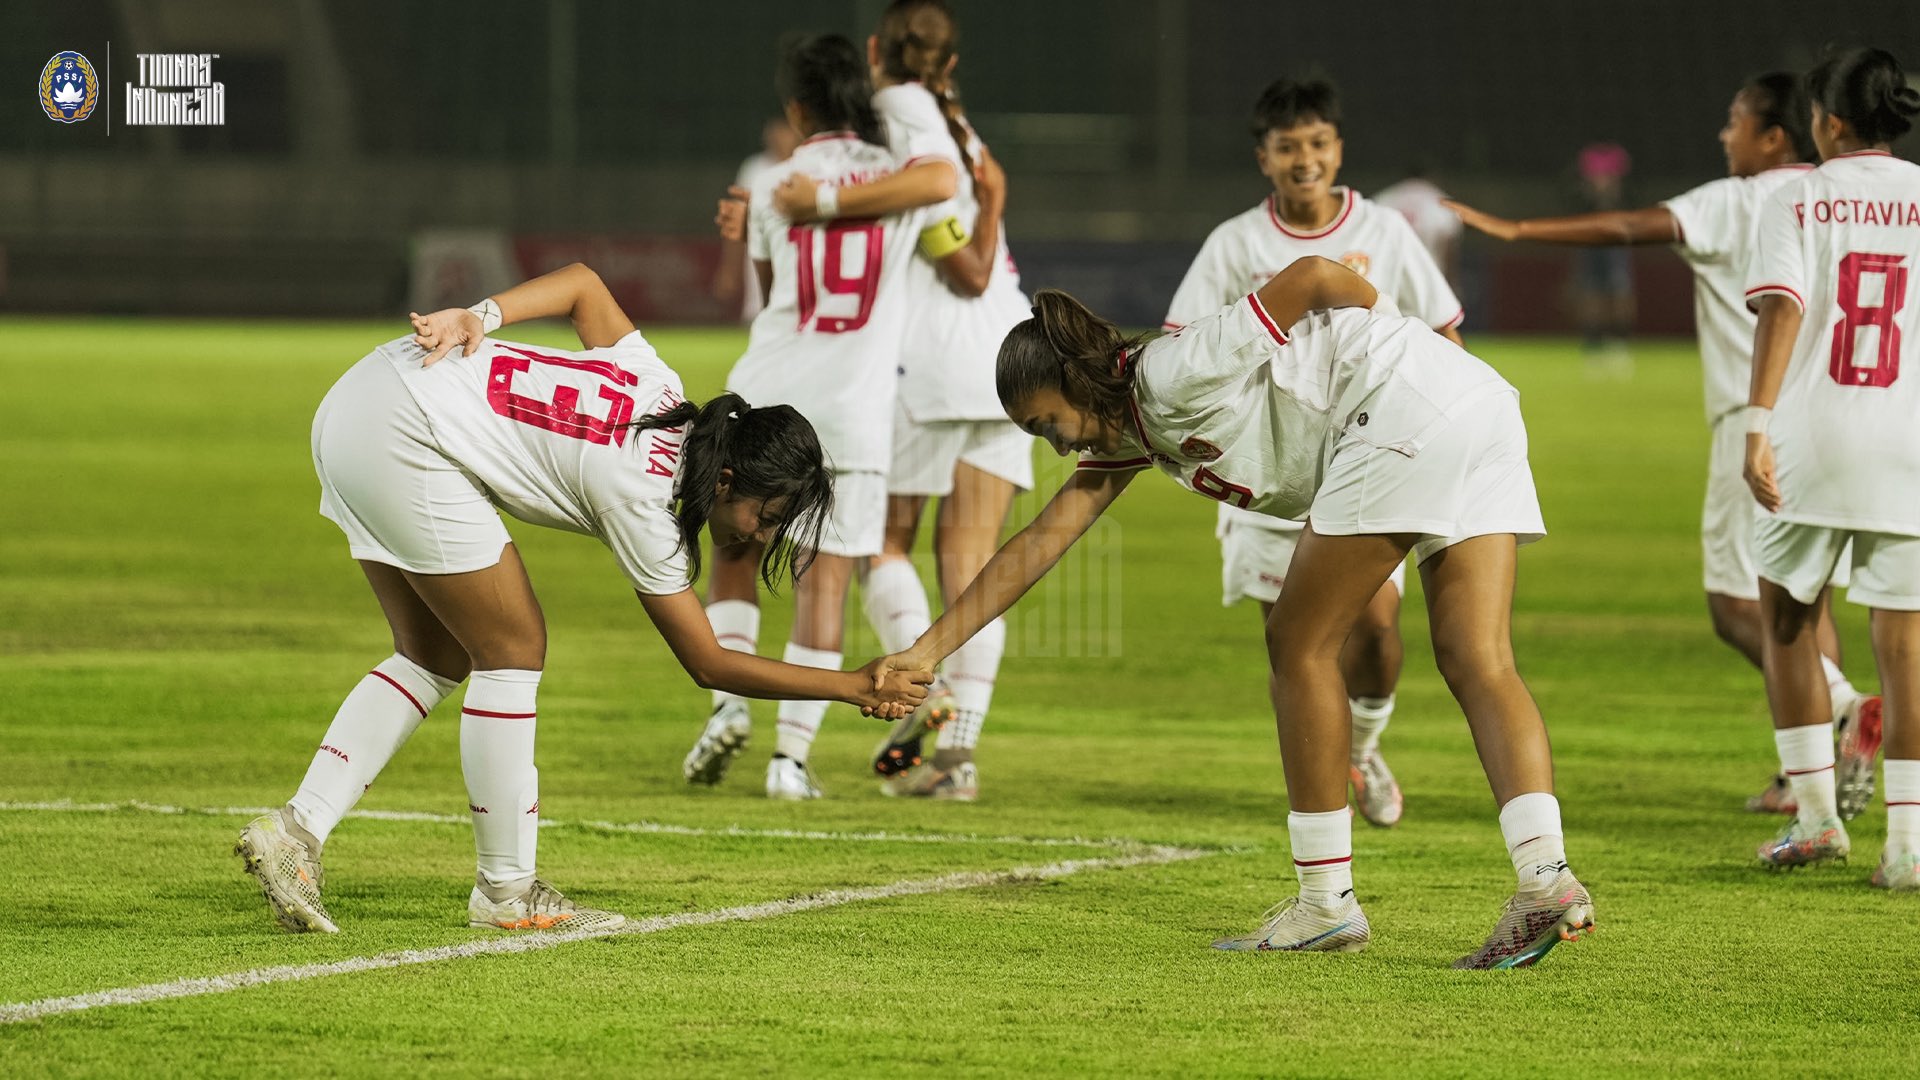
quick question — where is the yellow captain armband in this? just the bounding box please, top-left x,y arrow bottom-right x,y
918,216 -> 970,259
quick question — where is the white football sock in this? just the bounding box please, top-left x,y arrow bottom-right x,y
1820,655 -> 1858,719
1499,791 -> 1570,893
287,654 -> 460,846
774,644 -> 840,761
937,618 -> 1005,751
706,600 -> 760,712
1349,694 -> 1394,763
862,558 -> 932,654
461,669 -> 541,900
1775,722 -> 1838,828
1886,759 -> 1920,851
1288,808 -> 1354,905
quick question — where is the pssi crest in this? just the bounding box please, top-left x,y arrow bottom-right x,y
40,51 -> 98,123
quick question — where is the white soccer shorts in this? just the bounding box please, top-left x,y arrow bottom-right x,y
1754,517 -> 1920,611
889,403 -> 1035,496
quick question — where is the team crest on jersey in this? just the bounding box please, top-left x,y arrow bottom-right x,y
39,52 -> 99,123
1180,436 -> 1223,461
1340,251 -> 1371,277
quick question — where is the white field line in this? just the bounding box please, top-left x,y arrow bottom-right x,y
0,799 -> 1179,852
0,845 -> 1215,1025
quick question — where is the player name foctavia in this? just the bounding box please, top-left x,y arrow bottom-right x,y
1793,198 -> 1920,228
125,52 -> 225,126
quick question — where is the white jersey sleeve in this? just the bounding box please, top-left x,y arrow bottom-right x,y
1374,212 -> 1463,330
746,184 -> 773,264
1664,176 -> 1742,263
1744,185 -> 1808,312
594,496 -> 691,596
1164,223 -> 1244,329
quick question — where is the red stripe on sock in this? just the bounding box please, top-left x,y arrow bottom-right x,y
461,707 -> 536,720
1785,765 -> 1834,776
1887,801 -> 1920,807
369,670 -> 428,719
1292,855 -> 1352,867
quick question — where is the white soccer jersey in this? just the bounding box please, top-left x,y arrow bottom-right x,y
1662,164 -> 1815,422
873,83 -> 1029,422
732,150 -> 780,321
1164,189 -> 1464,333
1079,294 -> 1510,520
1745,150 -> 1920,535
1372,177 -> 1463,268
733,132 -> 923,472
1166,189 -> 1465,537
387,330 -> 692,596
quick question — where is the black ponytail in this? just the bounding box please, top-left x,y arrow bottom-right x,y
631,393 -> 834,590
778,34 -> 887,149
1807,47 -> 1920,146
1745,71 -> 1817,163
996,289 -> 1147,425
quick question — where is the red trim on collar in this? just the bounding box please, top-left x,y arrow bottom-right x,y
1831,149 -> 1894,159
1266,188 -> 1356,239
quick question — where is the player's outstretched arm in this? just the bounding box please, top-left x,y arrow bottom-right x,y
1443,199 -> 1678,246
409,263 -> 635,365
1255,256 -> 1379,330
877,466 -> 1137,682
1742,294 -> 1803,513
773,159 -> 959,224
639,588 -> 930,718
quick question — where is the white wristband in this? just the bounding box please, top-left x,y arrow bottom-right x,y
1744,405 -> 1772,435
815,184 -> 840,219
467,298 -> 502,335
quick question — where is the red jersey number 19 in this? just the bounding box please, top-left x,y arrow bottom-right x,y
1829,251 -> 1908,388
790,221 -> 884,333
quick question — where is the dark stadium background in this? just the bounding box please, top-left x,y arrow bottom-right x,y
5,0 -> 1918,326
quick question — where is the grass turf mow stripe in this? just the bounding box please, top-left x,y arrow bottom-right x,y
0,845 -> 1216,1025
0,799 -> 1201,852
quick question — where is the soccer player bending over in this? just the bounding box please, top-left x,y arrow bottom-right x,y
877,258 -> 1594,967
236,263 -> 928,934
1742,47 -> 1920,887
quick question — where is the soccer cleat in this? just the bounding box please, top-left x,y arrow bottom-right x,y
766,755 -> 824,800
870,679 -> 957,778
1757,816 -> 1850,869
468,879 -> 626,932
1870,849 -> 1920,891
1348,753 -> 1404,827
684,700 -> 752,785
1744,774 -> 1798,815
1452,870 -> 1595,970
1835,695 -> 1884,821
880,760 -> 979,801
235,809 -> 338,934
1211,893 -> 1370,953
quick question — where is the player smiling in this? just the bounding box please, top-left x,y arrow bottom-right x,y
235,263 -> 928,935
875,259 -> 1595,967
1165,77 -> 1468,830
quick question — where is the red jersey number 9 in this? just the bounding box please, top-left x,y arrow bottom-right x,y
790,220 -> 884,334
1829,251 -> 1908,388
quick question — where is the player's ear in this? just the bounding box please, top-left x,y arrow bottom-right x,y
714,467 -> 734,501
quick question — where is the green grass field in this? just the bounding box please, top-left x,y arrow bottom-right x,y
2,319 -> 1916,1078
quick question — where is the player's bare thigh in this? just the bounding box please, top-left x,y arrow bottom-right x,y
395,543 -> 548,672
934,462 -> 1017,604
358,560 -> 471,681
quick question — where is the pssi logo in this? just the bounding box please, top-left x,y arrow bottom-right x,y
39,52 -> 98,123
1340,251 -> 1372,277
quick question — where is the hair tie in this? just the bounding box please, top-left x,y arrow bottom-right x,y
1031,305 -> 1041,318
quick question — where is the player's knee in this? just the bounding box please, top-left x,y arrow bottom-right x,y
396,638 -> 471,683
1432,637 -> 1515,693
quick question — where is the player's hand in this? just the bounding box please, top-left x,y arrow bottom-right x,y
973,144 -> 1007,208
851,659 -> 932,719
408,308 -> 485,366
714,185 -> 750,243
869,646 -> 938,696
1744,432 -> 1781,512
773,174 -> 821,224
1442,199 -> 1521,242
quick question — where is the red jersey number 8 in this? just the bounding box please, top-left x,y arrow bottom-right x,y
790,220 -> 884,334
1829,251 -> 1908,388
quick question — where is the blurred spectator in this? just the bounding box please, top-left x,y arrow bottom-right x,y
1570,142 -> 1636,375
711,117 -> 801,321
